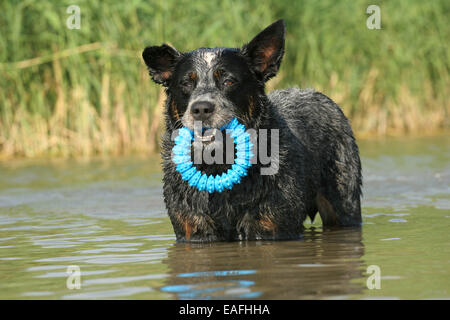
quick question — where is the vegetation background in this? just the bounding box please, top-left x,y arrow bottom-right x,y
0,0 -> 448,158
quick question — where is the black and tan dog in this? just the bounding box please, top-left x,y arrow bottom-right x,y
142,19 -> 362,242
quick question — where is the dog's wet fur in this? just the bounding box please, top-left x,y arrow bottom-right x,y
142,19 -> 362,242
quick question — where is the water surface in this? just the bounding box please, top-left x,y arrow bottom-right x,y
0,136 -> 448,299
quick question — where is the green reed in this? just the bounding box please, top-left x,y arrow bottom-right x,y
0,0 -> 448,158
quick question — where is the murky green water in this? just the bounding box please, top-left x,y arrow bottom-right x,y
0,136 -> 449,299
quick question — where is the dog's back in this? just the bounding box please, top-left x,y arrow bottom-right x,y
269,88 -> 362,226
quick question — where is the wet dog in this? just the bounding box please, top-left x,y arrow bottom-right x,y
142,19 -> 362,242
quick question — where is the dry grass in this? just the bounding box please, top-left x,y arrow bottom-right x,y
315,69 -> 449,137
1,68 -> 446,160
0,58 -> 166,159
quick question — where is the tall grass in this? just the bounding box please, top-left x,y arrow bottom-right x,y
0,0 -> 448,158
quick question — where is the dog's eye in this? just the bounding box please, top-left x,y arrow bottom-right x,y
180,79 -> 194,92
180,80 -> 193,87
223,79 -> 235,87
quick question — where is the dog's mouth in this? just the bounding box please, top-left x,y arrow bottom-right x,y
191,117 -> 238,147
194,128 -> 218,145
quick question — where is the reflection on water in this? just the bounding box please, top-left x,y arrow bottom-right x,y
162,229 -> 364,299
0,136 -> 449,299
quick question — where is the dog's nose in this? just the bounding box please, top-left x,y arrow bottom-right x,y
191,101 -> 215,121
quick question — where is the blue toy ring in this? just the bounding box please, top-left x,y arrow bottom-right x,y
172,118 -> 254,193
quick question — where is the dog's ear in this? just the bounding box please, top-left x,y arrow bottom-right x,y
242,19 -> 285,81
142,44 -> 181,86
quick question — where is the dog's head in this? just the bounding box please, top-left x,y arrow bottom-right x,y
142,20 -> 285,141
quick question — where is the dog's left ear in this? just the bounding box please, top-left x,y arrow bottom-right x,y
242,19 -> 285,81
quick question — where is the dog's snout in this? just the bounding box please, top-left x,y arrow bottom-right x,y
191,101 -> 215,121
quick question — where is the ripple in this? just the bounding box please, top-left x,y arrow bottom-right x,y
63,286 -> 153,299
96,243 -> 143,247
36,269 -> 116,278
364,213 -> 409,218
27,265 -> 69,272
35,252 -> 167,264
33,239 -> 81,248
389,219 -> 408,223
381,275 -> 403,280
0,223 -> 87,231
76,248 -> 138,254
177,270 -> 256,278
298,264 -> 337,268
0,237 -> 16,241
83,273 -> 167,286
22,291 -> 54,297
161,280 -> 260,299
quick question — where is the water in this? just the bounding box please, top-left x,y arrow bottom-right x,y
0,136 -> 448,299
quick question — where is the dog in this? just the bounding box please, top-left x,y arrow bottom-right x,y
142,19 -> 362,242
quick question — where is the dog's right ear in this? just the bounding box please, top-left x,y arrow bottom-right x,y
142,44 -> 181,86
242,19 -> 285,82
